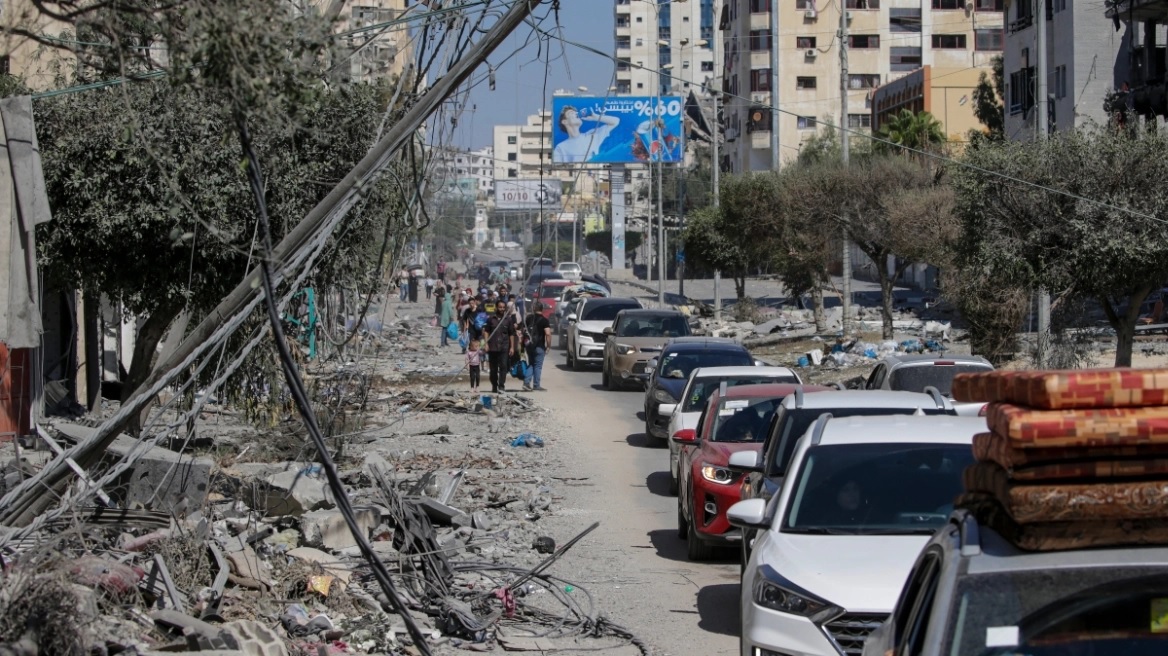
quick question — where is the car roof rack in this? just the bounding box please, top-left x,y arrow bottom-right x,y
793,385 -> 805,409
953,509 -> 982,556
923,385 -> 946,409
719,380 -> 728,398
809,413 -> 833,445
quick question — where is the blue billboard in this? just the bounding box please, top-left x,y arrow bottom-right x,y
551,96 -> 685,164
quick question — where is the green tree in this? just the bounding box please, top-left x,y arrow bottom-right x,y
583,230 -> 642,261
970,55 -> 1005,141
876,109 -> 946,156
952,127 -> 1168,367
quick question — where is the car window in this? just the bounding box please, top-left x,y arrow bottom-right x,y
768,407 -> 952,477
657,352 -> 754,382
583,302 -> 639,322
782,443 -> 973,534
891,550 -> 940,651
903,553 -> 942,656
866,364 -> 886,390
615,314 -> 689,338
889,364 -> 992,396
684,376 -> 796,412
709,398 -> 779,443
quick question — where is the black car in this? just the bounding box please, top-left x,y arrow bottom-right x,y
642,338 -> 756,441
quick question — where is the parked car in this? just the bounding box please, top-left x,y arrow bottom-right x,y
533,279 -> 575,317
565,297 -> 644,369
665,366 -> 805,496
601,309 -> 691,390
729,414 -> 982,656
674,383 -> 806,560
642,338 -> 757,443
554,283 -> 610,346
733,389 -> 955,565
556,297 -> 587,348
526,257 -> 555,273
866,354 -> 993,416
522,271 -> 563,298
864,511 -> 1168,656
555,262 -> 582,280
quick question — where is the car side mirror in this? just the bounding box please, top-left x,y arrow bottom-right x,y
568,313 -> 577,322
603,326 -> 614,335
727,450 -> 762,473
754,359 -> 767,367
671,428 -> 697,445
659,403 -> 677,418
727,499 -> 769,530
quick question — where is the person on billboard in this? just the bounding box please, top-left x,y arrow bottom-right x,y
554,105 -> 620,163
633,117 -> 681,162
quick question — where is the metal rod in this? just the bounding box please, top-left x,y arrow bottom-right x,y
840,2 -> 851,334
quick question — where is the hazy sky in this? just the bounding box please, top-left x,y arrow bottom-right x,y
444,2 -> 617,150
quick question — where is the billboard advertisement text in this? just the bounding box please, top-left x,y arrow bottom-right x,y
551,96 -> 685,164
494,179 -> 563,210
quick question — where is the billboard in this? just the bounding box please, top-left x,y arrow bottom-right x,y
494,179 -> 563,210
551,96 -> 685,164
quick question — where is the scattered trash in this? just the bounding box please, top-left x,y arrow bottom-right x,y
532,536 -> 556,554
510,433 -> 545,448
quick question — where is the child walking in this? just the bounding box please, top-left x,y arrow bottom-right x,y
465,339 -> 484,392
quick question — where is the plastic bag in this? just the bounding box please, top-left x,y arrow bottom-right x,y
511,433 -> 544,448
459,331 -> 469,350
510,359 -> 528,379
446,322 -> 459,340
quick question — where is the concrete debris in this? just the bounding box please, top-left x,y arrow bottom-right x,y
299,507 -> 379,550
251,467 -> 337,516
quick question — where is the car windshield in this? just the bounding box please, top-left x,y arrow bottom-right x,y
684,376 -> 799,412
615,314 -> 690,338
657,351 -> 754,382
945,569 -> 1168,656
767,407 -> 952,477
889,364 -> 991,396
582,302 -> 639,322
782,443 -> 972,535
710,398 -> 780,443
559,264 -> 580,271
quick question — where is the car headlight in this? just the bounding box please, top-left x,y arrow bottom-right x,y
653,388 -> 676,404
752,575 -> 829,617
701,465 -> 735,485
577,332 -> 593,343
616,344 -> 634,355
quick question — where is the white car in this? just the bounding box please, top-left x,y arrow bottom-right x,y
556,262 -> 583,280
865,354 -> 994,416
663,366 -> 801,496
566,297 -> 643,370
729,414 -> 982,656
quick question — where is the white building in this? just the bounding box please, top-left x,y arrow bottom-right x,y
720,0 -> 1004,173
310,0 -> 413,84
1005,0 -> 1129,139
615,0 -> 718,95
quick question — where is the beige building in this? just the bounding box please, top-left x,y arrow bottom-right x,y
615,0 -> 717,96
311,0 -> 412,84
0,0 -> 73,91
871,65 -> 988,142
720,0 -> 1004,173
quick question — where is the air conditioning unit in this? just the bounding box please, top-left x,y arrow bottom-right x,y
805,9 -> 818,19
805,48 -> 818,59
846,11 -> 853,22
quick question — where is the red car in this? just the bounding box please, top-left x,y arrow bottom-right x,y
673,383 -> 822,561
534,279 -> 575,317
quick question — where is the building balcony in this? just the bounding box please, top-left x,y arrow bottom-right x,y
1106,0 -> 1168,22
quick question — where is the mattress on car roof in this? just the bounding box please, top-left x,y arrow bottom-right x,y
971,432 -> 1168,479
963,462 -> 1168,524
957,492 -> 1168,551
952,368 -> 1168,410
985,403 -> 1168,448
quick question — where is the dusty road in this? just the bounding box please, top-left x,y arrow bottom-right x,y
529,349 -> 740,655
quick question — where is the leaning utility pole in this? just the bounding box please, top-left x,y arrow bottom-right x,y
1035,0 -> 1051,366
769,0 -> 780,170
839,3 -> 852,334
0,0 -> 545,528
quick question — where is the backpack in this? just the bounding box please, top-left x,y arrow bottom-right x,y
473,311 -> 489,331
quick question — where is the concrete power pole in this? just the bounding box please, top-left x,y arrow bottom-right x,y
711,0 -> 722,322
1035,0 -> 1051,366
839,3 -> 852,334
769,0 -> 780,169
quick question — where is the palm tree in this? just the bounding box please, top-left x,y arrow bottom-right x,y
877,109 -> 946,156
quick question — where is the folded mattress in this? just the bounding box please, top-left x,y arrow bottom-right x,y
963,462 -> 1168,523
958,493 -> 1168,551
985,403 -> 1168,447
953,369 -> 1168,409
971,432 -> 1168,479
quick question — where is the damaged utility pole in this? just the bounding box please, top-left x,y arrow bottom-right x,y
0,0 -> 546,528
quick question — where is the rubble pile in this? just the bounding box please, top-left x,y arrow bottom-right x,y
0,315 -> 643,656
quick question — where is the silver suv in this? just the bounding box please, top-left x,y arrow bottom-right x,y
863,510 -> 1168,656
865,354 -> 993,416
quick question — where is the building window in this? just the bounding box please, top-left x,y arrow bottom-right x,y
1008,67 -> 1035,114
976,0 -> 1004,10
750,0 -> 770,12
701,61 -> 714,71
890,46 -> 922,72
617,57 -> 631,71
624,192 -> 632,205
636,16 -> 643,22
850,35 -> 880,48
848,74 -> 881,89
507,152 -> 517,161
616,37 -> 630,49
507,136 -> 516,145
750,69 -> 771,91
797,116 -> 817,130
1053,0 -> 1067,11
635,38 -> 643,46
616,16 -> 629,27
975,28 -> 1003,51
683,60 -> 691,69
796,76 -> 817,89
1054,64 -> 1067,99
890,7 -> 922,32
795,0 -> 815,8
797,36 -> 817,48
507,169 -> 517,178
846,0 -> 880,7
848,114 -> 872,128
1013,0 -> 1033,29
931,34 -> 967,49
932,0 -> 963,9
636,82 -> 644,89
749,30 -> 772,51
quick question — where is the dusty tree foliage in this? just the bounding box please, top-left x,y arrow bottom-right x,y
0,560 -> 91,656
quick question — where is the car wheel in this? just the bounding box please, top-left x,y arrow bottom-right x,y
668,461 -> 679,496
605,366 -> 619,391
571,351 -> 584,372
687,514 -> 716,561
677,498 -> 688,540
559,333 -> 566,349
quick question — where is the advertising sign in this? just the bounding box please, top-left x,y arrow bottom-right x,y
551,96 -> 685,164
494,179 -> 563,210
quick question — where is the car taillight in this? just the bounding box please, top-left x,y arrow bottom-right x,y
978,404 -> 988,417
934,360 -> 955,366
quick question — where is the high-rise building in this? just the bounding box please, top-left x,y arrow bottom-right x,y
720,0 -> 1004,173
312,0 -> 413,84
1004,0 -> 1126,139
615,0 -> 717,96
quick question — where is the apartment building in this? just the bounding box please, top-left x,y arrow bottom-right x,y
1004,0 -> 1127,139
492,110 -> 564,183
313,0 -> 412,84
0,0 -> 73,90
720,0 -> 1004,173
432,146 -> 495,200
615,0 -> 717,95
871,65 -> 985,140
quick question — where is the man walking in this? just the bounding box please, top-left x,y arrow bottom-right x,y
438,288 -> 454,347
522,301 -> 552,391
484,301 -> 517,393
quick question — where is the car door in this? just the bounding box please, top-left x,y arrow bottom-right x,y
866,363 -> 887,390
883,548 -> 943,656
679,399 -> 714,518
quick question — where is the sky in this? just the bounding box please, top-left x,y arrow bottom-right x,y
445,2 -> 616,150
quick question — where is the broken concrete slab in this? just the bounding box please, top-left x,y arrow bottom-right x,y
416,496 -> 466,526
299,507 -> 379,551
250,469 -> 335,516
286,547 -> 353,584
